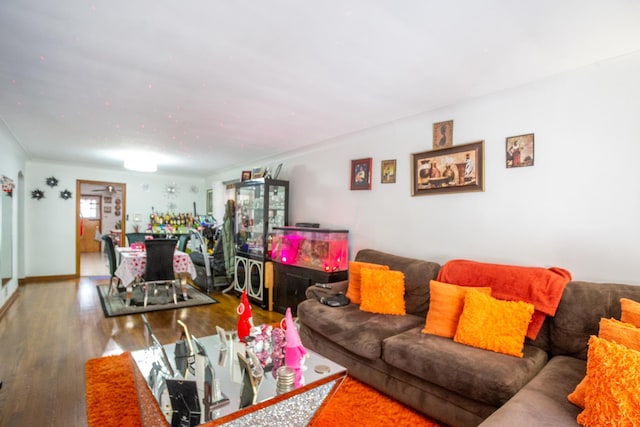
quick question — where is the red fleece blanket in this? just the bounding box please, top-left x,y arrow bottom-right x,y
437,259 -> 571,339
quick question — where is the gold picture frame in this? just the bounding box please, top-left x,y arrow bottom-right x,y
411,141 -> 484,196
381,159 -> 396,184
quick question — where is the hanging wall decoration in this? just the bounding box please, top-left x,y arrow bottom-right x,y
31,189 -> 45,200
46,176 -> 59,187
506,133 -> 535,168
60,189 -> 73,200
433,120 -> 454,150
350,158 -> 372,190
411,141 -> 484,196
2,175 -> 15,197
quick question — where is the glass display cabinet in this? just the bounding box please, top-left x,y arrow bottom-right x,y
271,226 -> 349,315
233,179 -> 289,308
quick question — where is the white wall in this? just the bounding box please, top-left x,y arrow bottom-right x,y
211,51 -> 640,285
0,118 -> 27,307
24,160 -> 206,277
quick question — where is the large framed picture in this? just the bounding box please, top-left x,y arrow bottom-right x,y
506,133 -> 534,168
411,141 -> 484,196
350,158 -> 372,190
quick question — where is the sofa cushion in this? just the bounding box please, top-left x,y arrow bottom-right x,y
297,298 -> 424,360
355,249 -> 440,316
551,281 -> 640,360
422,280 -> 491,338
383,327 -> 548,407
346,261 -> 389,304
577,336 -> 640,426
360,269 -> 406,315
479,356 -> 585,427
568,317 -> 640,409
621,297 -> 640,327
454,290 -> 534,358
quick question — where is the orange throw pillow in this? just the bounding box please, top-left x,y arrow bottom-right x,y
577,336 -> 640,426
454,290 -> 534,357
422,280 -> 492,338
621,298 -> 640,328
359,269 -> 406,315
346,261 -> 389,305
568,317 -> 640,408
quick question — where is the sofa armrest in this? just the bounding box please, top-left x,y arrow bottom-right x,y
305,280 -> 349,300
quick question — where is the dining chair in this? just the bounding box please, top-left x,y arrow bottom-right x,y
140,238 -> 180,307
102,235 -> 121,295
126,232 -> 148,246
177,233 -> 190,252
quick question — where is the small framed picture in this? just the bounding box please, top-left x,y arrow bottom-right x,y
433,120 -> 454,149
103,196 -> 112,204
506,133 -> 534,168
103,206 -> 112,213
241,170 -> 252,181
350,158 -> 372,190
381,159 -> 396,184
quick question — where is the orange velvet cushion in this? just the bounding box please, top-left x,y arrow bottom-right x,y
576,336 -> 640,426
346,261 -> 389,305
621,298 -> 640,328
568,318 -> 640,408
359,269 -> 406,315
454,290 -> 534,357
422,280 -> 492,338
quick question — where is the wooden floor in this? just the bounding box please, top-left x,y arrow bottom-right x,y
0,277 -> 284,426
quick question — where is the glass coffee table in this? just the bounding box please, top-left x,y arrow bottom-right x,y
131,332 -> 346,426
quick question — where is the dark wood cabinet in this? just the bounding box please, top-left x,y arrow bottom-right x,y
273,263 -> 347,315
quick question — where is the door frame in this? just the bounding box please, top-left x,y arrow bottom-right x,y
76,179 -> 127,277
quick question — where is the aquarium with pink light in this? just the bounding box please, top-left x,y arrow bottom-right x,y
271,226 -> 349,272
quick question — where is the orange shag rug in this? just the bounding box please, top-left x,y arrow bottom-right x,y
85,352 -> 442,427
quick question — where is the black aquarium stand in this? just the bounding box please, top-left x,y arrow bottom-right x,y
272,263 -> 348,315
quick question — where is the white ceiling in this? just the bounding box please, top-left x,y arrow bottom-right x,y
2,1 -> 640,177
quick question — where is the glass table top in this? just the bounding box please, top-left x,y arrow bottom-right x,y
131,331 -> 346,425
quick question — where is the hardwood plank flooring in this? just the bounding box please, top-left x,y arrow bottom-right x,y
0,278 -> 283,426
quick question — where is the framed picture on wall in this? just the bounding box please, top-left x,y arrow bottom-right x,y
411,141 -> 484,196
206,189 -> 213,214
433,120 -> 453,149
506,133 -> 534,168
103,206 -> 112,213
350,158 -> 372,190
381,159 -> 396,183
103,196 -> 112,204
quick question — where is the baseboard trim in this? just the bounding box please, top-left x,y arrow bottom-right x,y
22,274 -> 77,284
0,289 -> 19,320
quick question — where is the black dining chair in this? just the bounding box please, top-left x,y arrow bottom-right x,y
140,238 -> 180,307
102,235 -> 121,295
126,232 -> 148,246
177,234 -> 190,252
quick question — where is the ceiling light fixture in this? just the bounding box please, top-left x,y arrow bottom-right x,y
124,158 -> 157,172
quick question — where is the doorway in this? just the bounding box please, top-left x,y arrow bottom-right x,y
76,180 -> 126,277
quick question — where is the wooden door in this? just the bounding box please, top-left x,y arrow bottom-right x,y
80,219 -> 101,252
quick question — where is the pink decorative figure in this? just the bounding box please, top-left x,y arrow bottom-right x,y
283,307 -> 308,387
236,290 -> 253,343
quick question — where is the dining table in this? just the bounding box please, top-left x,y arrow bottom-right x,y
114,249 -> 198,306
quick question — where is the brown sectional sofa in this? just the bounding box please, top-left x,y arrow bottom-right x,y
296,249 -> 640,427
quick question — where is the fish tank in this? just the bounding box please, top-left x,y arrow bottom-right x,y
271,226 -> 349,272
